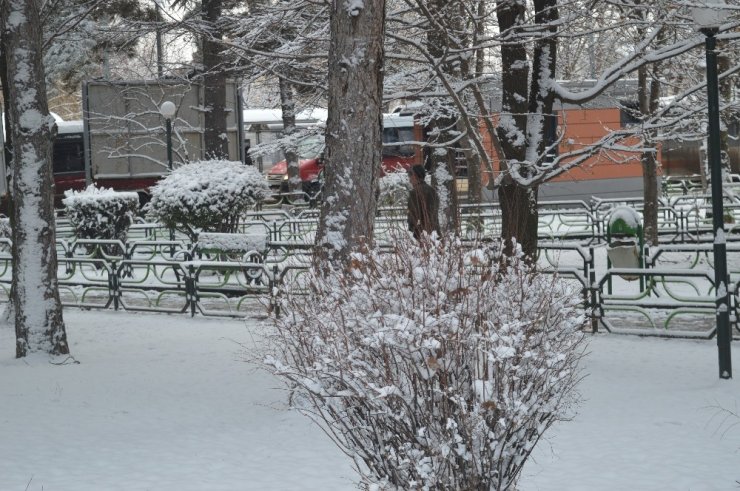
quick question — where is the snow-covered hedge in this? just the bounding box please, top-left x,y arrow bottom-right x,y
0,217 -> 10,239
378,168 -> 411,208
145,160 -> 270,240
266,237 -> 587,490
63,185 -> 139,248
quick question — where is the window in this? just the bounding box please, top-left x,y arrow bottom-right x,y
382,127 -> 415,158
296,136 -> 325,159
52,139 -> 84,174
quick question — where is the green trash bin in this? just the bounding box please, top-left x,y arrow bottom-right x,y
606,206 -> 644,291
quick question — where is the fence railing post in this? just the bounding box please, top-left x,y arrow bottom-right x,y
185,264 -> 197,317
110,260 -> 120,311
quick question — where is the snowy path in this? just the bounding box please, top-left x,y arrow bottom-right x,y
0,311 -> 352,491
0,310 -> 738,490
522,335 -> 740,491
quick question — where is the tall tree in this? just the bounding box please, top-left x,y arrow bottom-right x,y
278,76 -> 301,193
201,0 -> 228,158
493,0 -> 558,256
225,0 -> 329,185
171,0 -> 232,158
43,0 -> 158,95
638,62 -> 662,246
1,0 -> 70,357
315,0 -> 386,263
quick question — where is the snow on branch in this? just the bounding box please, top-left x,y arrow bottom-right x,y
265,235 -> 587,490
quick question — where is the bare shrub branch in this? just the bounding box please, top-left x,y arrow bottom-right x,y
265,235 -> 588,490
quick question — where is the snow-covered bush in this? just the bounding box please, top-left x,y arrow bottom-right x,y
145,160 -> 270,241
265,237 -> 587,490
63,185 -> 139,251
0,217 -> 10,254
378,168 -> 411,208
0,217 -> 10,239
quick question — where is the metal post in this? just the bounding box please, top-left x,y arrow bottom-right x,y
702,28 -> 732,379
166,118 -> 173,170
155,1 -> 165,78
166,117 -> 176,256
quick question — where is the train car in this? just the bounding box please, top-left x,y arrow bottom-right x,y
0,114 -> 86,210
51,120 -> 86,203
256,111 -> 425,195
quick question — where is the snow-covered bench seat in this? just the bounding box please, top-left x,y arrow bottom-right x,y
196,232 -> 268,255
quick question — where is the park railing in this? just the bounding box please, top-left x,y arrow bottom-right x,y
2,194 -> 737,337
53,192 -> 740,246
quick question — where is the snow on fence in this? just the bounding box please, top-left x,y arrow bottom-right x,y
49,193 -> 740,247
1,195 -> 738,335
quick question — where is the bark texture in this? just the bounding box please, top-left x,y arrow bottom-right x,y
2,0 -> 69,357
279,77 -> 300,194
424,0 -> 463,233
718,52 -> 734,180
464,0 -> 487,206
496,0 -> 557,257
427,119 -> 460,233
202,0 -> 229,159
315,0 -> 386,263
638,65 -> 661,246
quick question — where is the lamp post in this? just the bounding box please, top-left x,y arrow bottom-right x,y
159,100 -> 177,170
693,2 -> 732,379
160,100 -> 178,258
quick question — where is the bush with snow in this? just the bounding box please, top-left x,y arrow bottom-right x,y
63,185 -> 139,251
0,217 -> 10,239
145,160 -> 270,241
378,168 -> 411,208
266,237 -> 587,490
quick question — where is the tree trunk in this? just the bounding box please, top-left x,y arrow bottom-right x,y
718,52 -> 733,181
492,0 -> 557,258
202,0 -> 228,159
424,0 -> 464,234
638,65 -> 661,246
315,0 -> 386,264
500,183 -> 539,257
459,127 -> 482,205
0,29 -> 13,177
427,119 -> 460,234
642,151 -> 659,245
279,77 -> 301,194
495,0 -> 532,256
0,39 -> 14,324
466,0 -> 486,207
2,0 -> 69,357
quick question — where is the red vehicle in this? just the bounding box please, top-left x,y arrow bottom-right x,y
51,120 -> 87,205
46,121 -> 159,207
1,118 -> 162,209
266,114 -> 423,196
0,119 -> 90,209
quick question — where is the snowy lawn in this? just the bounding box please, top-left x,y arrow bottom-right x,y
0,310 -> 738,490
0,310 -> 352,491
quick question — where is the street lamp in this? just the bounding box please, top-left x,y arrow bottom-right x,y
159,100 -> 178,258
692,2 -> 732,379
159,100 -> 177,170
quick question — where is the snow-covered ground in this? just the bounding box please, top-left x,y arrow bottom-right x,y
0,310 -> 738,490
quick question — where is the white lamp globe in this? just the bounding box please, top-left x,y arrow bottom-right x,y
691,1 -> 726,29
160,101 -> 177,119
